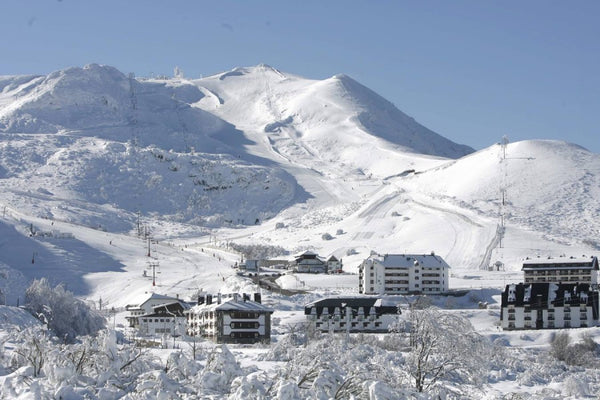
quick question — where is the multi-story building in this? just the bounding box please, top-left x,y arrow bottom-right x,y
292,251 -> 328,273
136,302 -> 188,336
500,282 -> 599,330
522,255 -> 598,285
358,253 -> 450,295
304,296 -> 399,333
186,293 -> 273,344
125,293 -> 190,336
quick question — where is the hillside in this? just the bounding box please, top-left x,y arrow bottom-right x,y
0,64 -> 598,298
1,64 -> 599,399
194,64 -> 472,179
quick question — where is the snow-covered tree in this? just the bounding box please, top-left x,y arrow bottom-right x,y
24,278 -> 105,342
550,331 -> 599,366
198,345 -> 243,394
10,326 -> 51,377
406,307 -> 491,392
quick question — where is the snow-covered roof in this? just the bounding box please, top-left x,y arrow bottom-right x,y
189,298 -> 273,313
129,294 -> 191,312
141,293 -> 181,303
369,253 -> 450,269
501,282 -> 598,309
522,255 -> 598,270
305,296 -> 398,309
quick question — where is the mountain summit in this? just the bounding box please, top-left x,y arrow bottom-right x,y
0,64 -> 474,229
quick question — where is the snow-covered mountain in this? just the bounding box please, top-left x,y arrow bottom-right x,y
0,63 -> 472,230
2,63 -> 600,399
194,64 -> 473,174
0,63 -> 598,290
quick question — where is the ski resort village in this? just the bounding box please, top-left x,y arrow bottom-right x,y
1,63 -> 600,399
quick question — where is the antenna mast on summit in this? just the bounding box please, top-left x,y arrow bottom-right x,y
501,135 -> 508,161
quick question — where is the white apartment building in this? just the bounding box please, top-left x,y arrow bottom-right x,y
358,253 -> 450,295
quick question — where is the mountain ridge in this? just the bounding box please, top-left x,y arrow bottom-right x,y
0,64 -> 597,278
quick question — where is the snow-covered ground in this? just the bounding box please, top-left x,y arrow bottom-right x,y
0,64 -> 599,398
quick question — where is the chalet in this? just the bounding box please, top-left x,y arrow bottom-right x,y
500,282 -> 599,330
358,252 -> 450,295
327,256 -> 343,273
522,255 -> 598,285
125,293 -> 190,336
305,296 -> 399,333
292,251 -> 328,273
186,293 -> 273,344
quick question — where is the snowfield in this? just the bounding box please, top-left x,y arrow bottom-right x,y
0,63 -> 599,398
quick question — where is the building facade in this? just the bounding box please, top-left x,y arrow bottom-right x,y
186,293 -> 273,344
358,253 -> 450,295
500,282 -> 599,330
522,256 -> 598,285
125,293 -> 189,336
136,302 -> 188,336
305,296 -> 399,333
327,256 -> 343,273
292,251 -> 328,273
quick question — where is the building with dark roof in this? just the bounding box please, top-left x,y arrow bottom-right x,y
522,255 -> 599,285
500,282 -> 599,330
304,296 -> 399,333
292,251 -> 328,273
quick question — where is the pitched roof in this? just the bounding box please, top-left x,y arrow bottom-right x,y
522,255 -> 599,270
304,296 -> 399,316
305,296 -> 398,309
190,298 -> 273,313
502,282 -> 598,309
368,253 -> 450,269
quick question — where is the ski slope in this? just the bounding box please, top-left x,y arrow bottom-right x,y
0,64 -> 598,308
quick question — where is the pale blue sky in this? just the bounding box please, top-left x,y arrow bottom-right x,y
2,0 -> 599,153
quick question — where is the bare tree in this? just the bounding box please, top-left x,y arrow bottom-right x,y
10,326 -> 50,377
